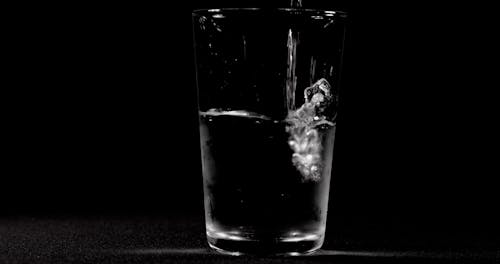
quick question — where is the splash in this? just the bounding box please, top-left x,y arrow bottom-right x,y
286,78 -> 335,182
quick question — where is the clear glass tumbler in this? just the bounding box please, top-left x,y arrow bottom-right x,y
193,8 -> 347,255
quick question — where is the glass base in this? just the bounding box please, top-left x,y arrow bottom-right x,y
206,229 -> 324,256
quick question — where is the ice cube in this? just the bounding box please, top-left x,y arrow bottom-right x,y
303,78 -> 334,118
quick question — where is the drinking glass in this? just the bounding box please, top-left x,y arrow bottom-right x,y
193,8 -> 347,255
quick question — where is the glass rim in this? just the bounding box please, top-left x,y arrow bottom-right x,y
192,8 -> 347,18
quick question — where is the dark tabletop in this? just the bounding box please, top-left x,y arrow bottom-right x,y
1,213 -> 498,264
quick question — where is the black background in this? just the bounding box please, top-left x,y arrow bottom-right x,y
4,0 -> 499,249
